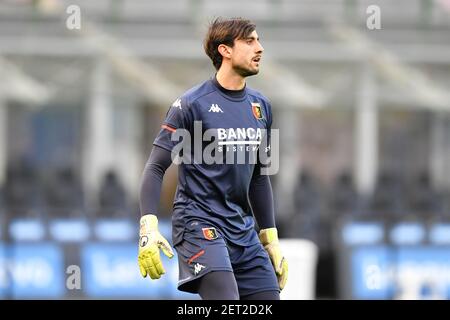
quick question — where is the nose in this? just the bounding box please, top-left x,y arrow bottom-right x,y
256,41 -> 264,54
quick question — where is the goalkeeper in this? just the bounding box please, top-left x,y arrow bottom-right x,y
138,17 -> 287,300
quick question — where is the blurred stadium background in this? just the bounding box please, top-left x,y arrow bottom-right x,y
0,0 -> 450,300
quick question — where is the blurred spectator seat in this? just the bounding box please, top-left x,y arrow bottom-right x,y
330,171 -> 359,217
4,160 -> 42,218
286,170 -> 323,245
0,185 -> 4,208
9,219 -> 46,241
49,218 -> 90,242
428,223 -> 450,245
45,167 -> 85,218
94,219 -> 135,242
389,222 -> 426,245
370,171 -> 406,219
340,220 -> 385,246
93,217 -> 172,243
97,170 -> 129,218
0,188 -> 3,240
289,170 -> 335,299
407,171 -> 445,219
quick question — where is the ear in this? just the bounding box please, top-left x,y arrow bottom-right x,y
218,44 -> 232,59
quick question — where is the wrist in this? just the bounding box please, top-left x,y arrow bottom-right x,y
140,214 -> 158,235
259,227 -> 278,245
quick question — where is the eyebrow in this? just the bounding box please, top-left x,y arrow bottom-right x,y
244,36 -> 259,41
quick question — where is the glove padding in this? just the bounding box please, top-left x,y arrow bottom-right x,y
259,228 -> 288,290
138,214 -> 174,279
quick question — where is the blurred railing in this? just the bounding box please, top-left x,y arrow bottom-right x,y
1,0 -> 449,27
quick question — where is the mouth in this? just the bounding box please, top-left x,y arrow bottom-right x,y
252,56 -> 261,63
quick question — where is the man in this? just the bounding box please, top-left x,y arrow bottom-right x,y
138,17 -> 287,300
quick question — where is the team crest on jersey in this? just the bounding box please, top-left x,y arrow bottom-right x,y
202,227 -> 218,240
251,103 -> 263,120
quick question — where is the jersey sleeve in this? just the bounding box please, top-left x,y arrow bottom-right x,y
266,100 -> 273,154
153,97 -> 192,152
249,100 -> 275,229
139,145 -> 173,216
256,100 -> 273,174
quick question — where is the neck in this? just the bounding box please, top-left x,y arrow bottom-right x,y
216,67 -> 246,91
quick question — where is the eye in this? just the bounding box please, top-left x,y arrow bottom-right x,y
246,40 -> 252,45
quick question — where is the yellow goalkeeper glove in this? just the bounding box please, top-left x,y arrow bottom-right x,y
259,227 -> 288,290
138,214 -> 174,280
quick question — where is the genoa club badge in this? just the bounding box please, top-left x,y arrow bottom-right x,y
202,227 -> 218,240
251,103 -> 263,119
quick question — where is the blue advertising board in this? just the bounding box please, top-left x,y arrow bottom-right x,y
81,243 -> 197,299
351,246 -> 450,299
0,243 -> 65,298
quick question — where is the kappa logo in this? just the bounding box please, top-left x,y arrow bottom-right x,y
208,104 -> 223,113
202,227 -> 218,240
194,263 -> 206,275
172,98 -> 182,110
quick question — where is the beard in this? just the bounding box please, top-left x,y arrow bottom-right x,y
233,62 -> 259,78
